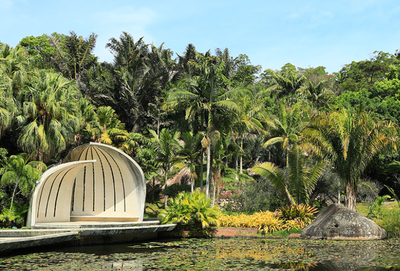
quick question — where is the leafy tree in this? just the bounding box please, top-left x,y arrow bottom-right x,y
19,34 -> 57,70
335,51 -> 398,93
105,33 -> 177,132
303,108 -> 398,210
51,32 -> 98,84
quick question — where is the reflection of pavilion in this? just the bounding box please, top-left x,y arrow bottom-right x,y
27,143 -> 146,227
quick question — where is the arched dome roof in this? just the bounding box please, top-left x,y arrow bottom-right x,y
27,143 -> 146,227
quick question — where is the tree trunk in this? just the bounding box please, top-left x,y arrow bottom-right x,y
9,180 -> 19,212
285,186 -> 296,206
240,140 -> 243,174
345,181 -> 356,211
235,154 -> 239,181
200,150 -> 204,190
212,170 -> 216,207
206,144 -> 211,198
164,171 -> 168,209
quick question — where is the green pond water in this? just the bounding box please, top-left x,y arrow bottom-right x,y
1,238 -> 400,270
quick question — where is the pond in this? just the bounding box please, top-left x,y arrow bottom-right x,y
1,238 -> 400,270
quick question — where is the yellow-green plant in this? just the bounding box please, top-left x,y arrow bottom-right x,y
277,204 -> 318,228
158,190 -> 220,237
219,211 -> 285,233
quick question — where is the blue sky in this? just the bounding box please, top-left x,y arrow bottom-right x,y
1,0 -> 400,73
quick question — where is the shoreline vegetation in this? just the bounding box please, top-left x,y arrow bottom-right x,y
2,32 -> 400,251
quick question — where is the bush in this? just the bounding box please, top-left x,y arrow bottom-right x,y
158,190 -> 219,237
357,179 -> 382,203
0,207 -> 24,228
240,178 -> 286,212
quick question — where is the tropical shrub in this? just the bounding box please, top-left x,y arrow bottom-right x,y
357,179 -> 382,203
158,190 -> 219,237
277,204 -> 318,229
0,207 -> 24,228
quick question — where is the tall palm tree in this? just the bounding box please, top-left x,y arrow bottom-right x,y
263,101 -> 310,167
0,44 -> 32,136
303,108 -> 398,210
167,53 -> 238,197
179,132 -> 202,192
268,70 -> 306,104
51,31 -> 98,85
17,71 -> 81,162
149,128 -> 182,207
105,33 -> 149,131
227,87 -> 267,176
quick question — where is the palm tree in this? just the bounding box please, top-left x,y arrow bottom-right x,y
105,33 -> 150,131
50,31 -> 98,85
302,80 -> 334,108
166,53 -> 238,197
263,101 -> 309,167
250,143 -> 325,205
149,128 -> 182,207
179,132 -> 202,192
0,152 -> 46,212
227,87 -> 267,177
303,108 -> 398,210
0,44 -> 32,136
267,70 -> 306,104
17,71 -> 81,162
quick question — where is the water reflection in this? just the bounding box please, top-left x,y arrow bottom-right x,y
2,238 -> 400,270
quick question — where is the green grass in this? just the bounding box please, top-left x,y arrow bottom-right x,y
357,201 -> 400,238
261,227 -> 302,237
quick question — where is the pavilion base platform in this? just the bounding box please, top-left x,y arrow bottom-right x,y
0,220 -> 176,255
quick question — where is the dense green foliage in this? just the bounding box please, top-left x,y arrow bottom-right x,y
2,31 -> 400,226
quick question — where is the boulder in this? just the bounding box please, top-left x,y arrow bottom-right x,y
301,203 -> 386,240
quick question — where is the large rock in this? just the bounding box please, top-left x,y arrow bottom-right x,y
301,203 -> 386,240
